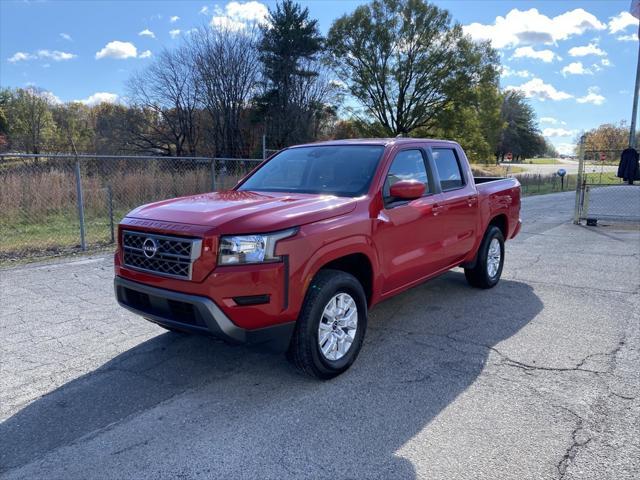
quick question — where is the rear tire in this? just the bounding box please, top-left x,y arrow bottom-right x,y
287,269 -> 367,380
464,226 -> 505,289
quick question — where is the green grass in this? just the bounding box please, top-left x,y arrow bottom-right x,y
519,171 -> 624,197
0,209 -> 127,264
524,158 -> 560,165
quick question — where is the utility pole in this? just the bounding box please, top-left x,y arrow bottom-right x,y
630,1 -> 640,147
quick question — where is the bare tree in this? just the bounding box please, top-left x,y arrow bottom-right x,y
127,46 -> 200,156
285,63 -> 342,141
190,26 -> 260,158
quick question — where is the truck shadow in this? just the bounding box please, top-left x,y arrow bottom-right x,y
1,272 -> 542,478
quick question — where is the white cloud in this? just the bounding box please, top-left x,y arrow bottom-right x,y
40,90 -> 62,105
95,41 -> 138,59
169,29 -> 181,39
542,128 -> 577,137
139,50 -> 152,58
568,43 -> 606,57
170,15 -> 180,23
8,50 -> 76,62
608,11 -> 639,34
37,49 -> 76,61
557,143 -> 576,155
463,8 -> 605,49
511,46 -> 558,62
8,52 -> 34,62
199,6 -> 209,15
23,88 -> 62,104
601,58 -> 611,67
60,33 -> 72,41
506,77 -> 573,101
500,65 -> 530,78
541,117 -> 559,124
617,34 -> 637,42
138,29 -> 155,38
577,86 -> 605,105
561,61 -> 592,76
76,92 -> 119,106
210,1 -> 269,31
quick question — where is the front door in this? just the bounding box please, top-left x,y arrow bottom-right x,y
376,148 -> 447,295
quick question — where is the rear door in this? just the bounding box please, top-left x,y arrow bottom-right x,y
429,145 -> 478,264
376,147 -> 448,294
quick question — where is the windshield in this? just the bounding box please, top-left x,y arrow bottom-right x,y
238,145 -> 385,197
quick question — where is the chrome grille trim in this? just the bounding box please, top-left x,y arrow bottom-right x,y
122,230 -> 202,280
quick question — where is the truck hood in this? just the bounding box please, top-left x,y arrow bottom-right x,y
125,190 -> 359,234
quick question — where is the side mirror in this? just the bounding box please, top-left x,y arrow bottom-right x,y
389,180 -> 425,200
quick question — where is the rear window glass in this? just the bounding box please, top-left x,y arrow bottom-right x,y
433,148 -> 464,190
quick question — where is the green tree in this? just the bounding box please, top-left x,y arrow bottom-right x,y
431,34 -> 503,163
51,102 -> 94,153
4,87 -> 57,154
496,90 -> 542,162
541,138 -> 558,158
0,89 -> 10,150
326,0 -> 500,137
258,0 -> 328,148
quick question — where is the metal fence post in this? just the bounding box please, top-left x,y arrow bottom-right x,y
74,157 -> 87,250
262,134 -> 267,160
210,158 -> 217,191
573,136 -> 586,224
107,185 -> 115,244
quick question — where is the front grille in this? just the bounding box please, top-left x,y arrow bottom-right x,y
122,230 -> 202,280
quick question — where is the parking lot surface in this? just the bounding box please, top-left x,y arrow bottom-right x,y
1,191 -> 639,479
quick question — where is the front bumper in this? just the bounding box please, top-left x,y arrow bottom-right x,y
115,276 -> 295,347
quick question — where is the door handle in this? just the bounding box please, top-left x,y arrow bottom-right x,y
432,204 -> 445,215
467,196 -> 478,207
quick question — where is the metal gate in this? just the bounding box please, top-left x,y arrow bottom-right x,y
573,149 -> 640,224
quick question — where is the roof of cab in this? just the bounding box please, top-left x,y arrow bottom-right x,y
289,138 -> 459,148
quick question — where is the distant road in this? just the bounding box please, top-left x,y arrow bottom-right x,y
500,162 -> 618,175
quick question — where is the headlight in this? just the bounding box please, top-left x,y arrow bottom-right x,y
218,228 -> 297,265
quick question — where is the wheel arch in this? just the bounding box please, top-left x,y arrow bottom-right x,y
488,214 -> 509,239
301,242 -> 379,308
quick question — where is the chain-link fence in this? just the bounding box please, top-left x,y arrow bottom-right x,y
573,149 -> 640,224
0,154 -> 263,263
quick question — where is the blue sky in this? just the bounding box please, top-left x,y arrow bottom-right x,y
1,0 -> 638,154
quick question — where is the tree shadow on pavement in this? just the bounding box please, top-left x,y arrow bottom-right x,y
0,272 -> 542,478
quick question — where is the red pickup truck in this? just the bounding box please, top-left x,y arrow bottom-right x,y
115,138 -> 521,379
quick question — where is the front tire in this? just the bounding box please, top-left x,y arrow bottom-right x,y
287,269 -> 367,380
464,226 -> 505,289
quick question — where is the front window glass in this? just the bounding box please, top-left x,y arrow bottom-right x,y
383,149 -> 430,198
238,145 -> 384,197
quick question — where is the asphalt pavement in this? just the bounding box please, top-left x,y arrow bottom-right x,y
1,192 -> 639,479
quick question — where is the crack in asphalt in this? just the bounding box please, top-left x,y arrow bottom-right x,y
554,405 -> 592,480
